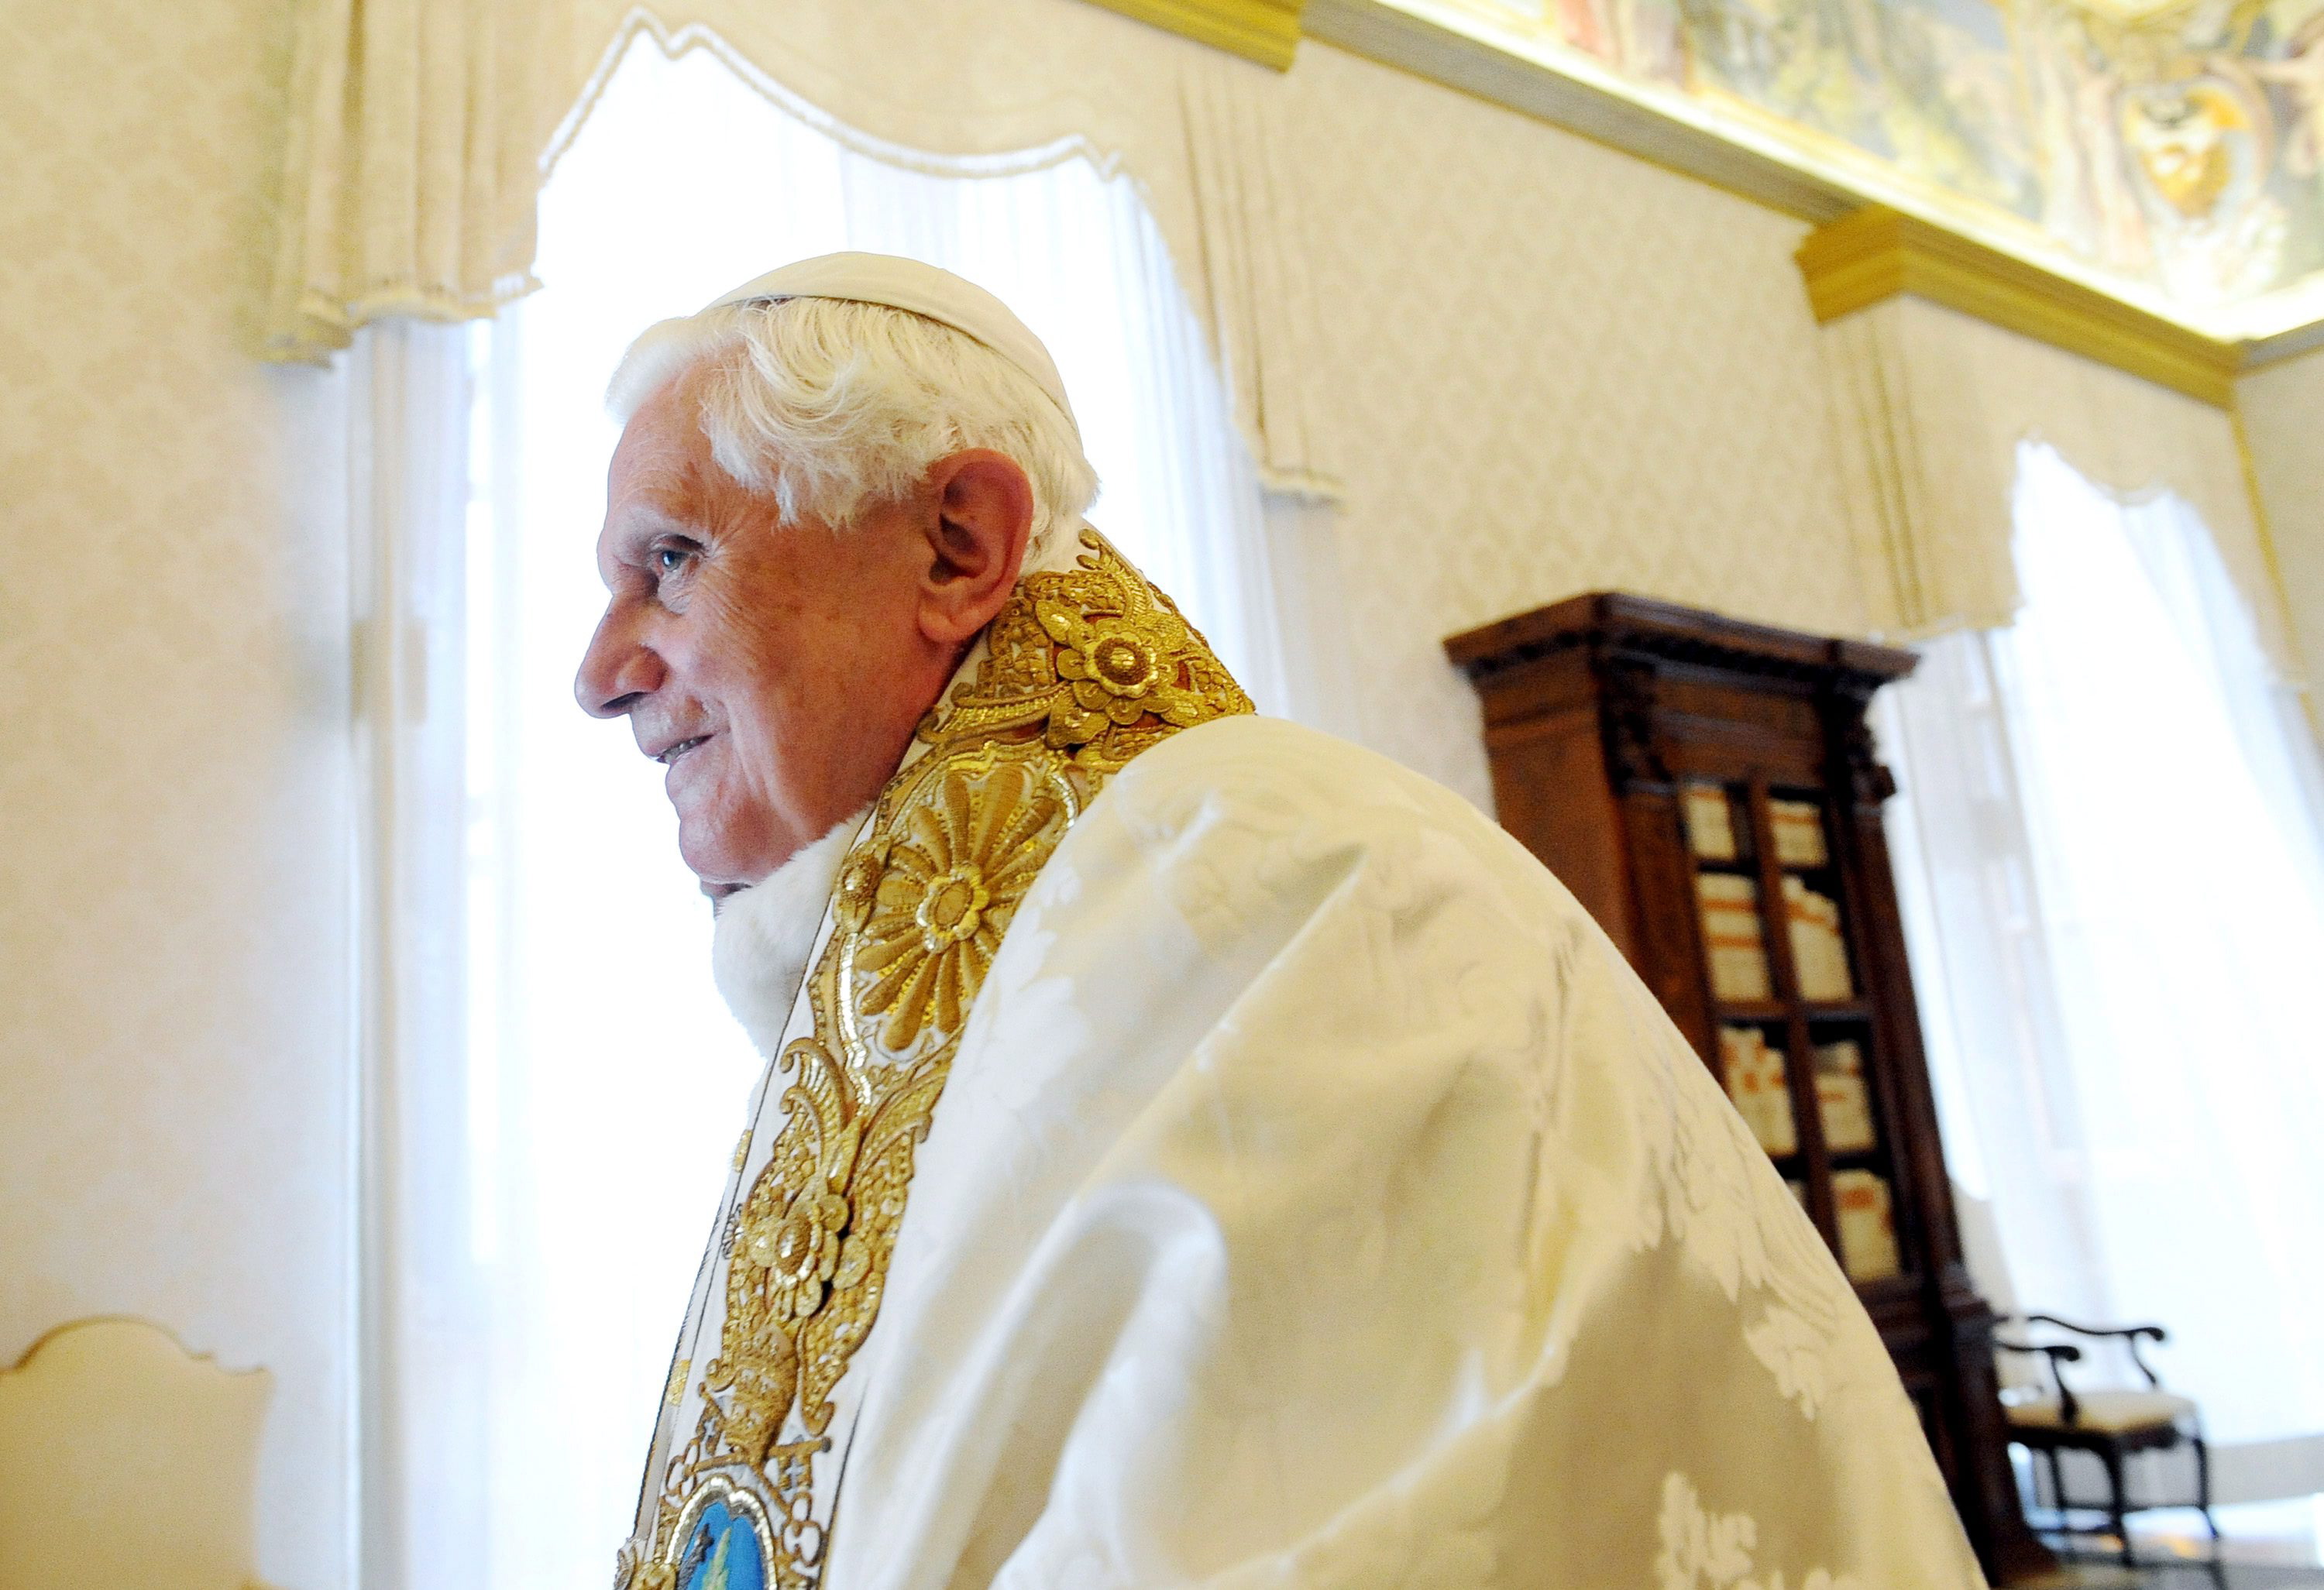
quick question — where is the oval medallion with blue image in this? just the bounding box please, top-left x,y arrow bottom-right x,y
672,1489 -> 768,1590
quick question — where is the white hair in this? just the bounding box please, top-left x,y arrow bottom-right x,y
607,297 -> 1098,561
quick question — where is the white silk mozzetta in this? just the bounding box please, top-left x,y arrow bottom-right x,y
695,712 -> 1983,1588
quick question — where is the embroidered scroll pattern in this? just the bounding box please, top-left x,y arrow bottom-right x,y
624,532 -> 1252,1589
1655,1472 -> 1861,1590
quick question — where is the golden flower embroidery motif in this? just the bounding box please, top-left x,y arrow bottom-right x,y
916,864 -> 990,950
933,533 -> 1251,766
1038,599 -> 1212,744
742,1186 -> 849,1320
852,761 -> 1063,1053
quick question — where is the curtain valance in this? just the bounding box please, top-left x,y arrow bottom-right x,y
1817,295 -> 2301,682
1816,297 -> 2021,641
267,0 -> 1341,498
267,0 -> 579,359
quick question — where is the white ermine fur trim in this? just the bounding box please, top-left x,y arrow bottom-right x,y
711,809 -> 868,1055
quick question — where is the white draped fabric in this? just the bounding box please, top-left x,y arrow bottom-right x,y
359,36 -> 1342,1589
270,0 -> 1340,500
1814,299 -> 2023,639
343,318 -> 482,1590
267,0 -> 587,357
678,713 -> 1985,1589
1817,297 -> 2300,683
1878,441 -> 2324,1500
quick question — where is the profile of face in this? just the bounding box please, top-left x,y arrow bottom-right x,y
575,368 -> 1034,893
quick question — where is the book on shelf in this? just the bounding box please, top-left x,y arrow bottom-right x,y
1684,785 -> 1739,862
1834,1169 -> 1901,1281
1815,1039 -> 1876,1152
1781,876 -> 1853,1001
1697,873 -> 1771,1001
1718,1025 -> 1796,1156
1769,797 -> 1829,867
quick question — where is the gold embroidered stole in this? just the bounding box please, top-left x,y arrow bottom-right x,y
626,532 -> 1252,1589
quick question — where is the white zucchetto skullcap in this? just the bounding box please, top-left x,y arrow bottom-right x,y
703,252 -> 1078,437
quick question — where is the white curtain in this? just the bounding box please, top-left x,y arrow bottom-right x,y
1881,440 -> 2324,1501
364,34 -> 1322,1588
270,0 -> 1346,514
1815,297 -> 2299,689
344,318 -> 479,1589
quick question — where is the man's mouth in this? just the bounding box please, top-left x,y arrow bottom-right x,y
657,735 -> 709,765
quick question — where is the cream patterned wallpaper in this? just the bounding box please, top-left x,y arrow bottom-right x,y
0,2 -> 353,1585
1284,42 -> 1865,807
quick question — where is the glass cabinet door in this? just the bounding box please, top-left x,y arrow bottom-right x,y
1684,778 -> 1905,1283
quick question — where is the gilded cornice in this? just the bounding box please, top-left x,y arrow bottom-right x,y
1795,207 -> 2243,408
1078,0 -> 1306,67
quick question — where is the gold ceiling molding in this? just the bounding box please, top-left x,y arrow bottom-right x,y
1078,0 -> 1306,67
1796,207 -> 2242,408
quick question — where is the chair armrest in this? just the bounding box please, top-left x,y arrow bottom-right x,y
2024,1314 -> 2168,1344
2022,1316 -> 2171,1390
1994,1338 -> 2085,1423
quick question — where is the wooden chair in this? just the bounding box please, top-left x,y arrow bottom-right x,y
1996,1314 -> 2216,1564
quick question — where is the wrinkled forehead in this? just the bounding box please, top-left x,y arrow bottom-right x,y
596,384 -> 717,579
607,369 -> 713,509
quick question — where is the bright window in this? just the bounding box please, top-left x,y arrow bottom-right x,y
1883,441 -> 2324,1494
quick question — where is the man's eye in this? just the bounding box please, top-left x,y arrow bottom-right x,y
654,546 -> 694,575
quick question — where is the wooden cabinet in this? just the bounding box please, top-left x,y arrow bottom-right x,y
1445,592 -> 2049,1583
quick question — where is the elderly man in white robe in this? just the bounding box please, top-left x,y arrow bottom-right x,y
576,253 -> 1986,1590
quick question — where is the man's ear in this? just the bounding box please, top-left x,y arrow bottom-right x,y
917,449 -> 1035,647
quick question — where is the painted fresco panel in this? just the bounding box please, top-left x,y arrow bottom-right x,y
1452,0 -> 2324,308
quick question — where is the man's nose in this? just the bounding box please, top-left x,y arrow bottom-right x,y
576,606 -> 666,719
